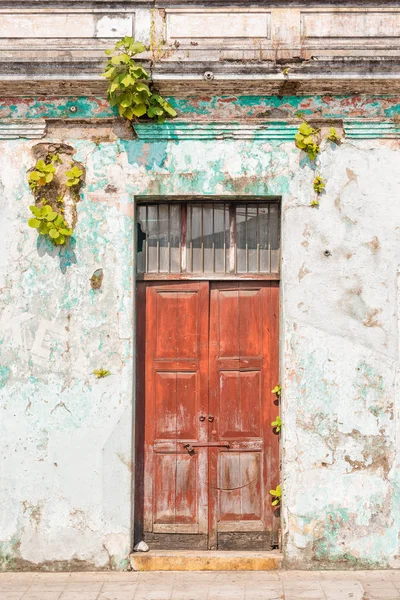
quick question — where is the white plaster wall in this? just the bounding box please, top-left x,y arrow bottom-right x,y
281,140 -> 400,568
0,140 -> 134,570
1,132 -> 400,569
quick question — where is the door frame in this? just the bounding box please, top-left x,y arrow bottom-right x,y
133,197 -> 282,550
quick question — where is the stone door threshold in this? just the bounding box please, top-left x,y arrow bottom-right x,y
130,550 -> 282,571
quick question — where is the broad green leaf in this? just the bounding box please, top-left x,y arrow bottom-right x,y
59,228 -> 73,236
132,103 -> 147,117
123,108 -> 134,120
45,173 -> 54,183
36,159 -> 47,171
45,212 -> 57,221
272,499 -> 279,506
299,122 -> 314,135
70,166 -> 83,177
28,218 -> 41,228
147,106 -> 163,118
132,66 -> 149,79
29,171 -> 41,181
121,74 -> 134,87
130,41 -> 146,55
163,103 -> 177,117
111,54 -> 125,64
135,82 -> 151,95
120,93 -> 132,108
39,223 -> 49,235
104,48 -> 113,56
49,229 -> 60,239
29,205 -> 40,216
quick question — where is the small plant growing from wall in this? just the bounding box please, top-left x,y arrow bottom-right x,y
326,126 -> 341,145
66,165 -> 84,189
271,416 -> 282,433
28,202 -> 73,245
27,143 -> 85,248
311,175 -> 326,207
270,485 -> 282,507
93,369 -> 111,379
295,122 -> 320,161
28,158 -> 57,190
271,385 -> 282,397
102,36 -> 177,122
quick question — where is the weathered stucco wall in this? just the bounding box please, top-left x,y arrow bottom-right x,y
1,95 -> 400,569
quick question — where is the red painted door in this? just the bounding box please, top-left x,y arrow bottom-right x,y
208,282 -> 279,549
143,282 -> 210,549
140,281 -> 279,550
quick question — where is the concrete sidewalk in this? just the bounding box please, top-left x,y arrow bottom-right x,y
1,570 -> 400,600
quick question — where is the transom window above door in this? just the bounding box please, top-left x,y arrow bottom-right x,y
136,199 -> 280,280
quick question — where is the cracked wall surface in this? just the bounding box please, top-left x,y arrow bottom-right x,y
1,95 -> 400,569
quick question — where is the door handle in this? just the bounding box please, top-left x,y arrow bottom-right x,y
183,442 -> 230,454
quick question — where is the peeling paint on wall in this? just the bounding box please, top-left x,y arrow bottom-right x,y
1,95 -> 400,570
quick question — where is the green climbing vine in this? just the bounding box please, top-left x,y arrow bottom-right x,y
102,36 -> 177,122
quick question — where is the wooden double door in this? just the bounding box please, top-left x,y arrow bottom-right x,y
136,281 -> 279,550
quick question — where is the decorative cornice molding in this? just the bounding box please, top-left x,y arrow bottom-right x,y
135,119 -> 400,141
134,121 -> 298,141
343,119 -> 400,139
0,119 -> 46,140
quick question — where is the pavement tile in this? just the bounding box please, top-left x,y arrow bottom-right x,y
245,592 -> 284,600
98,593 -> 136,600
364,589 -> 400,600
284,596 -> 325,600
0,583 -> 32,591
33,574 -> 72,582
0,594 -> 26,600
68,573 -> 110,582
64,582 -> 104,592
101,583 -> 138,592
362,582 -> 398,590
325,591 -> 365,600
131,588 -> 172,600
23,593 -> 63,600
58,593 -> 100,600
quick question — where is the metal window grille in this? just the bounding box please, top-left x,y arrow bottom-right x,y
137,201 -> 280,279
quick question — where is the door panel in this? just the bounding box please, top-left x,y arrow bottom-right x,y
140,280 -> 279,550
208,282 -> 279,549
143,282 -> 209,540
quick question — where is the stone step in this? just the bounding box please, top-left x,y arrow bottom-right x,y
130,550 -> 282,571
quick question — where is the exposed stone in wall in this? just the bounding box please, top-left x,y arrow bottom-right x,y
28,143 -> 85,230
